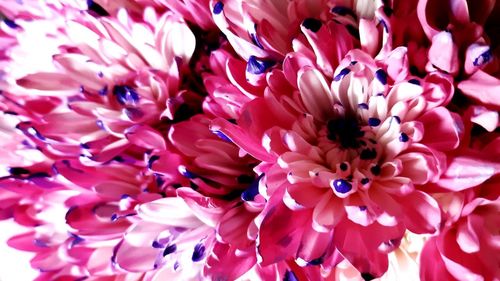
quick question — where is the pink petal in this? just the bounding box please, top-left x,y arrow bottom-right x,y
399,191 -> 441,234
427,31 -> 459,75
419,107 -> 461,151
125,125 -> 166,151
458,70 -> 500,109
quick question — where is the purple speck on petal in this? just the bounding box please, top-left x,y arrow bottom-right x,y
191,243 -> 206,262
284,270 -> 299,281
302,18 -> 322,32
163,244 -> 177,256
375,69 -> 387,85
408,79 -> 420,85
213,1 -> 223,14
241,173 -> 264,201
246,56 -> 273,74
359,205 -> 367,211
399,133 -> 409,142
212,130 -> 231,142
368,118 -> 381,127
473,49 -> 492,66
98,85 -> 108,96
4,19 -> 19,29
332,179 -> 352,193
334,68 -> 351,81
358,103 -> 368,110
148,155 -> 160,169
152,241 -> 163,248
361,178 -> 369,185
331,6 -> 357,19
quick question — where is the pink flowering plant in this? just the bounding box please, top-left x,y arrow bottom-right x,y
0,0 -> 498,280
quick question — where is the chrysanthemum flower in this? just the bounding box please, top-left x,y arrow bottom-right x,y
211,45 -> 464,277
8,7 -> 198,163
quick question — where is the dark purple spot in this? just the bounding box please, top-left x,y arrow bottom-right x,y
87,0 -> 109,16
360,148 -> 377,160
408,79 -> 420,85
96,120 -> 105,130
113,85 -> 139,106
399,133 -> 409,142
155,174 -> 165,187
358,103 -> 368,110
180,168 -> 197,179
246,56 -> 273,74
148,155 -> 159,169
361,178 -> 369,185
351,61 -> 358,65
9,167 -> 30,175
473,50 -> 492,66
308,256 -> 324,265
110,214 -> 118,221
375,69 -> 387,85
152,241 -> 163,248
80,143 -> 90,149
368,118 -> 381,126
112,155 -> 124,162
302,18 -> 322,32
4,110 -> 18,115
163,244 -> 177,256
28,172 -> 50,179
379,19 -> 388,32
212,130 -> 231,142
331,6 -> 357,19
250,31 -> 264,49
33,239 -> 48,247
98,85 -> 108,96
339,162 -> 348,171
241,174 -> 263,201
4,19 -> 19,29
332,179 -> 352,193
284,270 -> 299,281
334,68 -> 351,81
359,205 -> 367,211
120,194 -> 130,200
371,165 -> 381,176
361,273 -> 375,281
392,116 -> 401,124
213,1 -> 223,14
191,243 -> 205,262
97,71 -> 103,78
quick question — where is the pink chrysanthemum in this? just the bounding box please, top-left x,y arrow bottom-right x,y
211,45 -> 465,276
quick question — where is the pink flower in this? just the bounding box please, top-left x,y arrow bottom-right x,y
210,46 -> 464,276
420,177 -> 500,281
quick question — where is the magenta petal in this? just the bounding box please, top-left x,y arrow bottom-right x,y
399,191 -> 441,234
333,220 -> 396,278
114,239 -> 158,272
436,153 -> 499,191
419,107 -> 461,151
204,242 -> 257,281
125,125 -> 166,151
257,188 -> 308,266
458,70 -> 500,109
420,237 -> 456,281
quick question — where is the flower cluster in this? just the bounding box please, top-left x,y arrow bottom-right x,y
0,0 -> 498,280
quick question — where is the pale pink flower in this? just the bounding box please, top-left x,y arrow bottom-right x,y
9,8 -> 198,162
